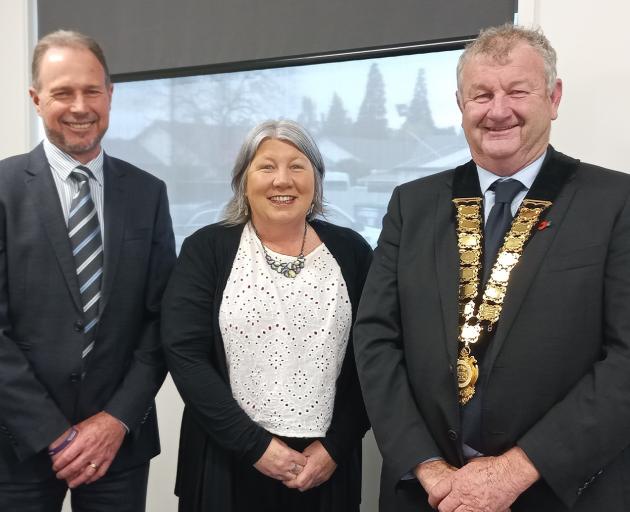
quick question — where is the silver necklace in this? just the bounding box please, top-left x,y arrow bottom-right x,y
253,222 -> 308,278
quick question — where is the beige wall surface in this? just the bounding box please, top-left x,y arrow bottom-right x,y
1,2 -> 628,512
519,0 -> 630,172
0,0 -> 35,159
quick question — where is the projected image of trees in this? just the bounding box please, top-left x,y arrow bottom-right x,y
105,50 -> 468,250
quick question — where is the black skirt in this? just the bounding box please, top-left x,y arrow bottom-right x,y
176,413 -> 362,512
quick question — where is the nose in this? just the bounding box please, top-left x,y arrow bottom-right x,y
70,93 -> 88,114
273,166 -> 292,188
487,93 -> 511,119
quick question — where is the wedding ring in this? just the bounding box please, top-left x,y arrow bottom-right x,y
88,462 -> 98,470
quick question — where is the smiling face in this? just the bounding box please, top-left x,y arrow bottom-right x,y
245,138 -> 315,229
458,43 -> 562,175
29,46 -> 112,163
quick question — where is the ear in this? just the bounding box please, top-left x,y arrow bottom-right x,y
550,78 -> 562,120
455,90 -> 464,114
28,86 -> 42,115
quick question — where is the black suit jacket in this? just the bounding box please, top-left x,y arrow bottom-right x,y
354,147 -> 630,511
0,143 -> 176,482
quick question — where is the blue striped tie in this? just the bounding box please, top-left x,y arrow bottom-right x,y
68,166 -> 103,360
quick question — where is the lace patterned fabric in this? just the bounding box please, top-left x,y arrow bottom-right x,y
219,223 -> 351,437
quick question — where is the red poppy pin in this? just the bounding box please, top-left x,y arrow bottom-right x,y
537,220 -> 551,231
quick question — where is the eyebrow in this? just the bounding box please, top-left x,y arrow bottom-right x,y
255,153 -> 307,161
49,83 -> 105,92
467,78 -> 535,93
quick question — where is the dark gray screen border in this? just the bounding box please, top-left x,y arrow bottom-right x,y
38,0 -> 515,79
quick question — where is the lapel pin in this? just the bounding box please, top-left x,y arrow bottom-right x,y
537,220 -> 552,231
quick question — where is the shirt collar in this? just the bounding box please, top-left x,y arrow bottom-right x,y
476,150 -> 547,195
43,137 -> 105,186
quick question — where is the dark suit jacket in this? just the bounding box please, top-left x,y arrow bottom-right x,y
162,220 -> 371,512
354,147 -> 630,511
0,143 -> 176,482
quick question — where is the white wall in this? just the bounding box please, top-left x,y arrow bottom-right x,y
519,0 -> 630,172
1,2 -> 628,512
0,0 -> 35,159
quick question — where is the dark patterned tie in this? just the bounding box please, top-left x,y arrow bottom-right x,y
483,179 -> 524,280
68,166 -> 103,360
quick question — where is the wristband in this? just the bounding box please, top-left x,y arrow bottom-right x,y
48,427 -> 78,456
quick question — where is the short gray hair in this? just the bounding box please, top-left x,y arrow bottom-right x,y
457,24 -> 557,95
222,120 -> 326,225
32,30 -> 111,90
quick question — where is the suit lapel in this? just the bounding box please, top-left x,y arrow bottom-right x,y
435,165 -> 476,363
99,154 -> 126,315
24,144 -> 83,312
484,148 -> 580,371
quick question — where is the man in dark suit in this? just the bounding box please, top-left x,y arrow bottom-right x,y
0,30 -> 175,511
354,24 -> 630,512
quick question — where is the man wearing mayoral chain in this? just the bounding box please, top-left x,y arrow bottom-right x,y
354,24 -> 630,511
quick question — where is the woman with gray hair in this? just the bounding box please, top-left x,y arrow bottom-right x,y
162,120 -> 371,511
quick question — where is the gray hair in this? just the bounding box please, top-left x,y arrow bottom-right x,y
457,24 -> 557,96
222,120 -> 326,225
32,30 -> 111,90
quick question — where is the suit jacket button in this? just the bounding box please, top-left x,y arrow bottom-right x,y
74,321 -> 83,332
447,429 -> 458,441
70,372 -> 80,383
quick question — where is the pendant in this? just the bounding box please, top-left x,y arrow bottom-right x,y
457,350 -> 479,405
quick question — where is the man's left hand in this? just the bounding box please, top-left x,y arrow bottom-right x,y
283,440 -> 337,492
51,411 -> 126,488
428,447 -> 539,512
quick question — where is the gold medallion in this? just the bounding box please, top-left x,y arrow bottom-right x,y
478,303 -> 501,322
485,285 -> 505,301
512,222 -> 530,234
460,283 -> 477,299
461,267 -> 477,281
462,300 -> 475,317
459,205 -> 478,216
491,268 -> 509,283
461,250 -> 480,264
460,323 -> 481,343
460,218 -> 479,230
459,234 -> 480,248
504,237 -> 524,251
457,352 -> 479,405
520,209 -> 538,219
497,252 -> 519,266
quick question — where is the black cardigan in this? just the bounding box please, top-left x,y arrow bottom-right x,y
162,219 -> 372,511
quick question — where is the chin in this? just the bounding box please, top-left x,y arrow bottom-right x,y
268,214 -> 307,226
63,137 -> 102,156
47,126 -> 104,156
481,141 -> 521,160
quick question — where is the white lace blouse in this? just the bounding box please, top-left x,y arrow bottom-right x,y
218,222 -> 352,438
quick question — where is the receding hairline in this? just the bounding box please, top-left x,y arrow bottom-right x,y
32,30 -> 111,90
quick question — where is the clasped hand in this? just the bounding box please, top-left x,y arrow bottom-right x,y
416,447 -> 539,512
254,438 -> 337,492
48,411 -> 126,488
